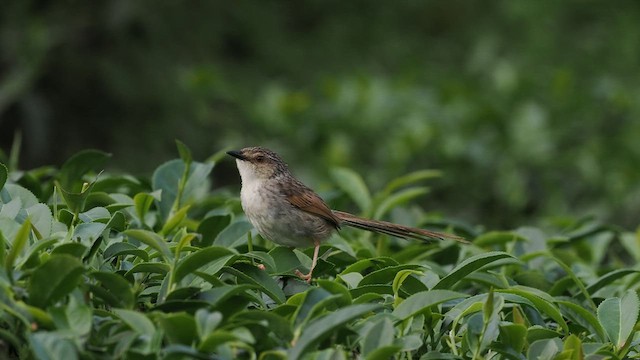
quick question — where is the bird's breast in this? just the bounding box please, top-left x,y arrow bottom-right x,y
239,179 -> 333,247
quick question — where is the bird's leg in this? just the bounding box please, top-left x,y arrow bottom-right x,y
295,240 -> 321,283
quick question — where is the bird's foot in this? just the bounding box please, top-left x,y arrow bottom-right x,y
257,263 -> 266,271
294,269 -> 313,283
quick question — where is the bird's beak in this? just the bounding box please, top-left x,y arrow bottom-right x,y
226,150 -> 247,161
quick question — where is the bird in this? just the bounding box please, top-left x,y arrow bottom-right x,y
227,146 -> 466,282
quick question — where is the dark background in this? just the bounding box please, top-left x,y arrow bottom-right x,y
2,1 -> 639,229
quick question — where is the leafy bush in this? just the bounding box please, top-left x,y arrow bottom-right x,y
0,144 -> 639,359
3,1 -> 640,229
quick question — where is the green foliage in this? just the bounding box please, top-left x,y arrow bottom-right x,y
1,146 -> 640,359
3,1 -> 640,231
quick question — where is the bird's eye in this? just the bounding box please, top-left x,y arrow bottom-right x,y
255,155 -> 265,163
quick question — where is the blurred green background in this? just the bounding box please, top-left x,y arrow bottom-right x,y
1,1 -> 639,229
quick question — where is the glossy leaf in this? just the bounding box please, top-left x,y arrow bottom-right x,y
30,332 -> 79,360
91,271 -> 135,309
133,191 -> 158,224
227,263 -> 286,304
103,242 -> 149,261
361,317 -> 395,358
197,214 -> 231,247
557,300 -> 606,342
434,251 -> 518,290
173,246 -> 237,282
597,289 -> 639,349
498,287 -> 569,333
175,140 -> 193,165
0,162 -> 7,190
124,229 -> 173,260
158,312 -> 197,345
113,308 -> 156,336
382,169 -> 441,196
585,269 -> 640,296
152,159 -> 213,221
330,167 -> 372,211
373,186 -> 429,219
289,303 -> 381,360
28,254 -> 85,308
393,290 -> 468,321
5,217 -> 31,276
160,204 -> 190,236
57,149 -> 111,192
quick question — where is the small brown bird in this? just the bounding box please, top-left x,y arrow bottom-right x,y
227,147 -> 466,282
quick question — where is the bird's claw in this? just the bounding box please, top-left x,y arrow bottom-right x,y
294,269 -> 312,283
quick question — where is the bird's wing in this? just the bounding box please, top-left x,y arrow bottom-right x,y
285,188 -> 341,229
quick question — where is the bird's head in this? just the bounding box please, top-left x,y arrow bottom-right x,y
227,147 -> 290,182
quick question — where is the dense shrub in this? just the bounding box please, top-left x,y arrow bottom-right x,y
0,145 -> 638,359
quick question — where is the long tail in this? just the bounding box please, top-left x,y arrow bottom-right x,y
332,210 -> 468,243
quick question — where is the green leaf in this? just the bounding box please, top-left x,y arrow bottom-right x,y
557,300 -> 606,342
269,246 -> 305,274
174,229 -> 199,257
72,222 -> 106,246
198,330 -> 242,352
4,183 -> 39,208
195,309 -> 223,339
527,338 -> 562,360
393,290 -> 468,321
174,246 -> 237,282
0,162 -> 7,190
57,149 -> 111,192
55,174 -> 100,216
597,289 -> 639,349
5,218 -> 31,277
362,317 -> 395,358
158,313 -> 197,345
0,230 -> 5,267
382,169 -> 441,196
91,271 -> 135,309
585,269 -> 640,297
30,332 -> 78,360
152,159 -> 213,221
291,288 -> 340,329
498,323 -> 527,353
214,220 -> 252,247
229,310 -> 294,343
113,308 -> 156,336
175,139 -> 193,165
498,287 -> 569,333
124,229 -> 173,260
78,206 -> 111,223
160,204 -> 190,236
227,263 -> 286,304
477,291 -> 503,355
365,346 -> 402,360
360,264 -> 424,287
133,191 -> 158,225
50,295 -> 92,336
28,254 -> 85,308
199,284 -> 256,309
289,303 -> 381,360
316,279 -> 352,307
562,334 -> 584,360
330,167 -> 372,211
19,238 -> 58,269
51,243 -> 87,258
373,187 -> 429,220
197,214 -> 231,247
103,242 -> 149,261
125,262 -> 171,276
433,251 -> 518,290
